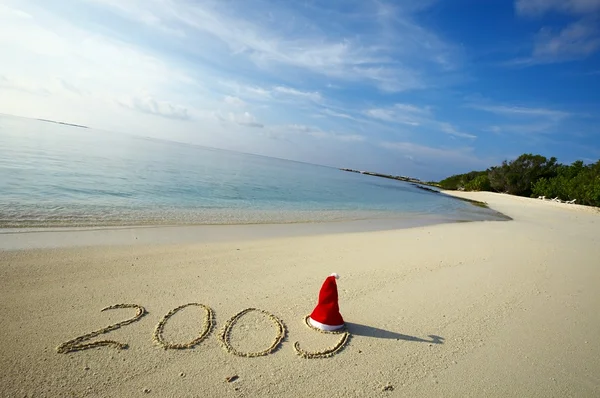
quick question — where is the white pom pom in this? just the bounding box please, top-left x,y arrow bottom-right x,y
330,273 -> 340,279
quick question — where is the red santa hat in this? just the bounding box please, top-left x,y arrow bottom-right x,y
308,273 -> 345,331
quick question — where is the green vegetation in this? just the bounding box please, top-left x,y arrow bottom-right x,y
532,160 -> 600,206
438,170 -> 488,190
438,154 -> 600,207
488,154 -> 559,196
464,174 -> 492,192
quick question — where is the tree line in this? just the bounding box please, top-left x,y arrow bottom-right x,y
437,154 -> 600,207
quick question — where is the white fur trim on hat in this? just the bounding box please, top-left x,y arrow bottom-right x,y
330,273 -> 340,279
308,317 -> 345,331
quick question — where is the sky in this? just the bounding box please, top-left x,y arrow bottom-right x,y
0,0 -> 599,180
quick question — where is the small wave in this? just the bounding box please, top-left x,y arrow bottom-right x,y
60,186 -> 135,198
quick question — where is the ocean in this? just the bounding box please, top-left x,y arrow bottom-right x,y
0,115 -> 507,228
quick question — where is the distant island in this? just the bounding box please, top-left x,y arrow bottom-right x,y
339,168 -> 434,186
340,168 -> 500,209
37,119 -> 89,129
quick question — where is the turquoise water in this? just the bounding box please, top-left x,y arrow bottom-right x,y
0,115 -> 506,227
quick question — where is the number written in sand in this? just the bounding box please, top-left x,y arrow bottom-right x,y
153,303 -> 214,350
219,308 -> 286,357
56,304 -> 147,354
58,303 -> 350,359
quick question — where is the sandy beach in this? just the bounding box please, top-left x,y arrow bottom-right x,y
1,192 -> 599,397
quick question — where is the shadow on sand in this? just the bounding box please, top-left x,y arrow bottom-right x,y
346,322 -> 444,344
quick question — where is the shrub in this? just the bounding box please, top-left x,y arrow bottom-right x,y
438,170 -> 487,190
488,154 -> 558,196
464,174 -> 491,191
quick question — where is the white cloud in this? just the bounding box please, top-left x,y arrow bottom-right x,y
379,140 -> 496,178
230,111 -> 263,128
286,124 -> 315,133
313,132 -> 366,142
221,82 -> 323,105
0,74 -> 51,95
352,66 -> 424,92
515,0 -> 600,16
439,123 -> 477,139
224,96 -> 246,107
486,126 -> 503,134
321,108 -> 356,120
119,94 -> 190,120
223,81 -> 323,104
221,82 -> 272,101
56,78 -> 88,96
274,124 -> 365,142
380,141 -> 481,165
366,109 -> 419,126
485,123 -> 555,135
469,104 -> 570,120
273,86 -> 322,102
0,3 -> 32,19
307,131 -> 366,142
0,5 -> 198,100
533,21 -> 600,61
472,102 -> 572,136
0,1 -> 218,135
364,103 -> 475,138
365,103 -> 430,125
514,0 -> 600,64
333,134 -> 366,142
73,0 -> 454,93
392,104 -> 432,115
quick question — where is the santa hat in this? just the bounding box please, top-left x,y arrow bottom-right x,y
308,273 -> 345,331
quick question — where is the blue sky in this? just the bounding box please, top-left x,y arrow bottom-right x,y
0,0 -> 598,180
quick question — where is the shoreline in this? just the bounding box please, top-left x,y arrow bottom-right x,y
0,212 -> 504,251
0,194 -> 511,251
0,202 -> 509,232
0,192 -> 503,230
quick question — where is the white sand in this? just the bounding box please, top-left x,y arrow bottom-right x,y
1,192 -> 599,397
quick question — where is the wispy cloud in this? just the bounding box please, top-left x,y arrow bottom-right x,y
224,96 -> 245,107
230,111 -> 264,128
364,103 -> 476,139
469,104 -> 571,120
511,0 -> 600,64
273,86 -> 322,103
380,141 -> 483,167
273,124 -> 365,142
56,78 -> 88,96
75,0 -> 455,93
364,103 -> 430,126
119,94 -> 191,120
320,108 -> 357,120
0,74 -> 51,95
220,81 -> 323,104
313,131 -> 366,142
471,102 -> 572,136
353,66 -> 424,92
515,0 -> 600,17
438,123 -> 477,139
221,81 -> 273,102
527,20 -> 600,63
484,123 -> 556,135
